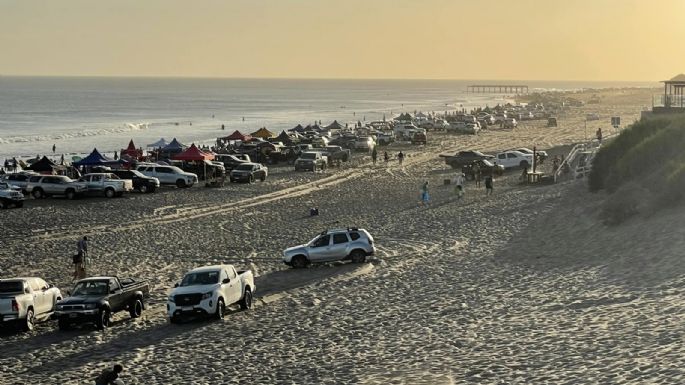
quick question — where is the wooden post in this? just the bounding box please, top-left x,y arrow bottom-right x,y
533,145 -> 537,173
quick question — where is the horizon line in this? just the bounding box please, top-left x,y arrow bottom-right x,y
0,74 -> 661,84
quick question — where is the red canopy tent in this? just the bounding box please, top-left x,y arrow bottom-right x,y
223,130 -> 251,142
172,143 -> 215,161
120,139 -> 143,160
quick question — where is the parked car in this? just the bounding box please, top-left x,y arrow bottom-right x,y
294,152 -> 328,171
321,145 -> 351,163
439,150 -> 495,169
283,228 -> 376,268
55,276 -> 149,331
0,182 -> 25,208
135,164 -> 198,188
25,175 -> 88,200
503,118 -> 518,129
514,147 -> 549,163
214,154 -> 250,171
354,136 -> 376,152
0,172 -> 38,193
0,277 -> 62,332
78,173 -> 134,198
446,121 -> 467,132
374,131 -> 395,146
167,265 -> 255,323
461,159 -> 504,180
411,132 -> 427,144
494,150 -> 534,169
229,163 -> 268,183
110,169 -> 160,193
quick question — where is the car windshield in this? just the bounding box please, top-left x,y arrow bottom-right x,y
72,281 -> 108,296
235,164 -> 254,171
301,153 -> 316,160
180,271 -> 219,286
0,281 -> 24,293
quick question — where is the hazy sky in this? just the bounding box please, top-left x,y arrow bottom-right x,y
1,0 -> 683,81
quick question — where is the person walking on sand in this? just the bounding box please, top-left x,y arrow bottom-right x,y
484,175 -> 494,196
419,181 -> 430,207
596,127 -> 603,143
474,162 -> 482,187
52,144 -> 56,154
95,364 -> 124,385
383,151 -> 389,164
371,147 -> 378,165
454,172 -> 465,200
75,236 -> 88,280
397,151 -> 405,166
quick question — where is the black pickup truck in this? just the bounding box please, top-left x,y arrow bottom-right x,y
54,276 -> 149,331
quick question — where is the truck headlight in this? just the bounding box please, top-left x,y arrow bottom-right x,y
85,303 -> 97,309
56,305 -> 64,310
202,292 -> 212,300
167,295 -> 175,302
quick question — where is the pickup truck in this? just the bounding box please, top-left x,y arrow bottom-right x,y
55,276 -> 149,331
0,182 -> 25,208
110,169 -> 160,193
0,172 -> 39,193
135,164 -> 198,188
167,265 -> 255,323
439,150 -> 494,169
78,173 -> 134,198
0,277 -> 62,332
294,151 -> 328,171
321,145 -> 351,164
494,150 -> 534,169
25,175 -> 89,199
214,154 -> 250,171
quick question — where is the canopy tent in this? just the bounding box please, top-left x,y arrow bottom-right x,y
162,138 -> 186,151
171,143 -> 215,161
325,120 -> 344,130
121,139 -> 143,159
251,127 -> 275,139
289,124 -> 306,133
73,148 -> 116,166
223,130 -> 251,141
27,156 -> 58,173
147,138 -> 168,148
275,130 -> 298,145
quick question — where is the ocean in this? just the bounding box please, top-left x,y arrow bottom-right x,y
0,77 -> 656,160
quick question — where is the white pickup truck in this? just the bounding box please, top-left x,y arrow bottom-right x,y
79,173 -> 134,198
167,264 -> 255,323
0,182 -> 25,209
0,277 -> 62,332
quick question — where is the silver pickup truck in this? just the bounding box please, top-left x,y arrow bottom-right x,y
0,277 -> 62,332
167,264 -> 255,323
78,173 -> 134,198
0,182 -> 25,208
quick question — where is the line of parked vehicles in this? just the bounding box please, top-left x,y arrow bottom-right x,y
0,227 -> 376,333
440,147 -> 549,179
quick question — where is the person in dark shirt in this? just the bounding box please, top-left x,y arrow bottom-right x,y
95,364 -> 123,385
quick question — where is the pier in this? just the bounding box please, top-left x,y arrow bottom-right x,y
467,84 -> 529,94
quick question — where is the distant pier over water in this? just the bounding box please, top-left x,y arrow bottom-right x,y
467,84 -> 529,94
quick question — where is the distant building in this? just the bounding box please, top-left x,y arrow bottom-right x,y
652,74 -> 685,113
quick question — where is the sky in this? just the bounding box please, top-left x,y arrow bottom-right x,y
0,0 -> 683,81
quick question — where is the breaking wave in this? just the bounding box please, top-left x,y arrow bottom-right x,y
0,122 -> 151,145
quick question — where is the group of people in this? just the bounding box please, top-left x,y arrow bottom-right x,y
371,147 -> 404,166
419,170 -> 494,207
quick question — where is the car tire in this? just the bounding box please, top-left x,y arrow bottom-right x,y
260,174 -> 266,182
139,185 -> 148,194
176,179 -> 186,188
96,309 -> 109,330
291,255 -> 309,269
169,316 -> 180,324
239,288 -> 252,310
58,318 -> 70,331
249,175 -> 255,184
65,189 -> 76,200
214,298 -> 225,320
0,200 -> 6,209
104,188 -> 115,198
520,160 -> 529,169
129,299 -> 143,319
350,250 -> 366,264
14,201 -> 23,208
21,308 -> 35,332
32,189 -> 43,199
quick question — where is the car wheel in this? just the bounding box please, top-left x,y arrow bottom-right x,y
65,189 -> 76,200
0,200 -> 6,209
350,250 -> 366,264
291,255 -> 309,269
260,174 -> 266,182
214,298 -> 225,320
169,316 -> 180,324
139,185 -> 148,194
104,188 -> 115,198
96,309 -> 109,330
129,299 -> 143,318
32,189 -> 43,199
239,288 -> 252,310
22,308 -> 35,332
249,175 -> 255,184
176,179 -> 186,188
14,201 -> 23,208
520,160 -> 529,169
58,318 -> 70,331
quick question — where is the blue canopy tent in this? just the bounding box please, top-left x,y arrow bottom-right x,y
73,148 -> 115,166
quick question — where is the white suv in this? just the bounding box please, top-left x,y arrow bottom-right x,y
283,228 -> 375,268
135,164 -> 198,188
494,150 -> 534,169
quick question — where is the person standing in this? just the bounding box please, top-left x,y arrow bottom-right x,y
371,147 -> 378,165
420,181 -> 430,207
484,175 -> 494,196
94,364 -> 123,385
397,151 -> 405,166
596,127 -> 603,143
454,172 -> 465,199
52,144 -> 56,154
473,162 -> 481,187
76,236 -> 88,279
383,151 -> 389,164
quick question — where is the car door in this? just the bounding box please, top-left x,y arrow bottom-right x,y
331,233 -> 351,261
308,234 -> 332,262
225,268 -> 241,304
28,279 -> 48,314
41,176 -> 58,194
36,279 -> 54,314
89,175 -> 104,192
108,278 -> 125,311
506,152 -> 518,167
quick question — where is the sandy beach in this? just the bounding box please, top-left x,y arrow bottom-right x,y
3,87 -> 683,384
